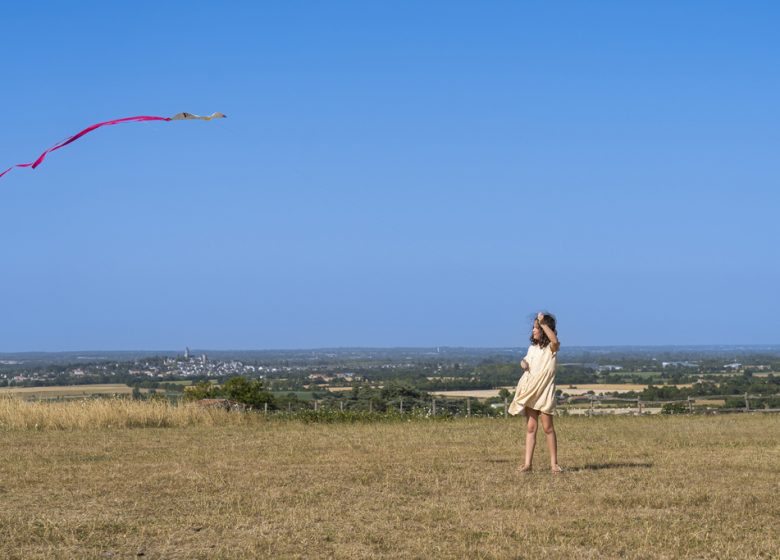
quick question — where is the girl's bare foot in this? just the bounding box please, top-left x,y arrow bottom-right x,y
517,464 -> 533,474
551,464 -> 564,474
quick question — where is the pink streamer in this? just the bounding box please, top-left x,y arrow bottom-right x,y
1,115 -> 172,179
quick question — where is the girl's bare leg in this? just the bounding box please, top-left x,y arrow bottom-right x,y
540,412 -> 559,470
523,407 -> 539,468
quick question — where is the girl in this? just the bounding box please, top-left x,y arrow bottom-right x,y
508,312 -> 562,474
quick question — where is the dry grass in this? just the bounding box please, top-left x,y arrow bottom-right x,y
0,396 -> 250,430
0,384 -> 146,399
0,401 -> 778,559
696,399 -> 726,406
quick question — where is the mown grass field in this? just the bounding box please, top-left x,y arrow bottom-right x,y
0,399 -> 778,559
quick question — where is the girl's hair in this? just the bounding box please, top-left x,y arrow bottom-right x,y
530,313 -> 557,348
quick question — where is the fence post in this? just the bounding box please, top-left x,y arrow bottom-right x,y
590,397 -> 595,416
264,402 -> 268,415
340,401 -> 344,412
288,402 -> 292,413
744,392 -> 750,412
637,397 -> 642,415
400,397 -> 404,414
369,401 -> 373,413
687,397 -> 693,414
504,397 -> 508,418
314,400 -> 318,412
467,398 -> 471,417
432,398 -> 436,416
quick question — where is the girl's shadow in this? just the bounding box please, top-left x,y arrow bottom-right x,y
569,462 -> 653,472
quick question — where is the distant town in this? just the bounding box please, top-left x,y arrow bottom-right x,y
1,345 -> 779,390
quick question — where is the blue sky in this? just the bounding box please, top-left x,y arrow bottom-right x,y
1,1 -> 778,350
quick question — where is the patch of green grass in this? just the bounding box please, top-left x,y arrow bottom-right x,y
621,371 -> 663,380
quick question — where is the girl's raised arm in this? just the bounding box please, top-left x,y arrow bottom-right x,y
537,312 -> 560,352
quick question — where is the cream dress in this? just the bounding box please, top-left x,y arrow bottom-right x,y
508,344 -> 558,415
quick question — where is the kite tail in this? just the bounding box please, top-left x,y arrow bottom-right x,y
1,165 -> 29,178
1,112 -> 225,180
29,115 -> 172,170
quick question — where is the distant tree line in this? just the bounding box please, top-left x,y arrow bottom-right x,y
179,377 -> 502,416
610,373 -> 780,402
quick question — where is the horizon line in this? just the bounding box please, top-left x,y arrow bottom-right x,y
2,343 -> 780,355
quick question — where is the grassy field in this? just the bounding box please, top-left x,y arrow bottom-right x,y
0,399 -> 778,559
0,384 -> 148,399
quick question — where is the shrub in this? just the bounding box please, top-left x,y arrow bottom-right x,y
661,401 -> 689,415
184,381 -> 221,401
221,377 -> 274,409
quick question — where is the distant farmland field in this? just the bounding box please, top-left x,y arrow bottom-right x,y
0,403 -> 777,559
431,383 -> 693,399
430,387 -> 514,399
560,383 -> 694,395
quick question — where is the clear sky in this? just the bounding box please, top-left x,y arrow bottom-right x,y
1,1 -> 778,350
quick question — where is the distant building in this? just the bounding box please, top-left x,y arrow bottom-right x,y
184,347 -> 190,360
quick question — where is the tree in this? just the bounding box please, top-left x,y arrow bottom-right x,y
222,377 -> 273,408
184,381 -> 222,401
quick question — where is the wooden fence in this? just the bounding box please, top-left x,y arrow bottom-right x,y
261,392 -> 780,417
558,393 -> 780,415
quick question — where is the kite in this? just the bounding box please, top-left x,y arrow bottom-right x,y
0,112 -> 226,180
